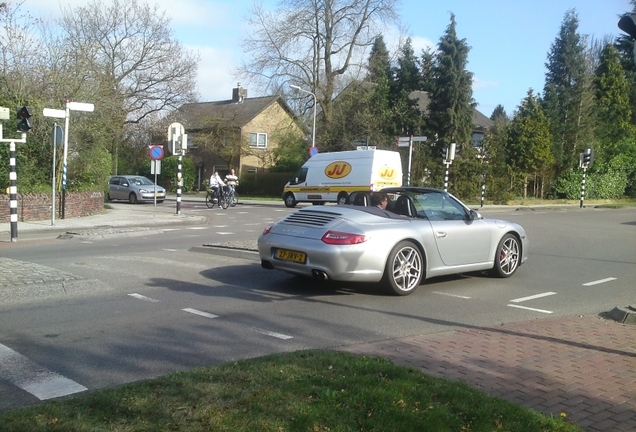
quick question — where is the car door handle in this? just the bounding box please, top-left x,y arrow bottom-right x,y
436,231 -> 447,238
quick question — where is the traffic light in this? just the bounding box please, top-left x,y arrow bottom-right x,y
439,147 -> 447,161
618,14 -> 636,39
16,106 -> 32,132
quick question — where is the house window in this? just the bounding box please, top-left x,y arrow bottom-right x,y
472,131 -> 484,148
249,132 -> 267,148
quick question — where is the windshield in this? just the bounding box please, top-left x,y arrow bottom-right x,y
129,177 -> 154,186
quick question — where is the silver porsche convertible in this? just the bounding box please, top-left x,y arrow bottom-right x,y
258,187 -> 528,296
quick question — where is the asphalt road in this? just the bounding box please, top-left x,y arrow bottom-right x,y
0,202 -> 634,411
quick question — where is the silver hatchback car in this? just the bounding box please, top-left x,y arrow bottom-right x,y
108,175 -> 166,204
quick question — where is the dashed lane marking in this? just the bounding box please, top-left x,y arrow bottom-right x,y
509,292 -> 556,303
182,308 -> 218,319
0,343 -> 87,400
252,328 -> 293,340
432,291 -> 471,299
187,227 -> 207,230
583,277 -> 617,286
128,293 -> 160,302
507,304 -> 553,314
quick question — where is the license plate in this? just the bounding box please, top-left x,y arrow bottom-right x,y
275,248 -> 307,264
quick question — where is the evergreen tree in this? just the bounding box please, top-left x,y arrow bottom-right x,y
490,105 -> 508,122
419,47 -> 436,93
390,37 -> 422,136
542,9 -> 591,176
427,13 -> 475,150
507,90 -> 555,198
593,43 -> 633,151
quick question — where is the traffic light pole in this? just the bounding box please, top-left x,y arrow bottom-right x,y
443,162 -> 450,192
0,121 -> 27,242
580,167 -> 587,209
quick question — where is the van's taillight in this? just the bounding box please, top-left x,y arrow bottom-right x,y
369,184 -> 374,190
321,231 -> 367,245
261,223 -> 274,235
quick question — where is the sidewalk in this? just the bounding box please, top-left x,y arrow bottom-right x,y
338,315 -> 636,432
1,197 -> 634,431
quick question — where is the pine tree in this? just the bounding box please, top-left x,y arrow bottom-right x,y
542,9 -> 591,176
390,37 -> 422,136
427,13 -> 475,150
490,105 -> 508,122
593,43 -> 633,151
507,90 -> 555,198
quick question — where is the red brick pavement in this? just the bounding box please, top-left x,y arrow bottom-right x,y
336,314 -> 636,432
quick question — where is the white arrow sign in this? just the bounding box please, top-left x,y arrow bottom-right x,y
43,108 -> 66,119
67,102 -> 94,112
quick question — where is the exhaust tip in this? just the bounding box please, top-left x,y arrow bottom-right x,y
261,260 -> 274,270
311,269 -> 329,280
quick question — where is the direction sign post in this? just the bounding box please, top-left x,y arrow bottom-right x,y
43,100 -> 94,220
396,136 -> 426,186
50,124 -> 64,226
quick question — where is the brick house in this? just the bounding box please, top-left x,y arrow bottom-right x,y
176,85 -> 305,189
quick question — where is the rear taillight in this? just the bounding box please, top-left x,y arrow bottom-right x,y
321,230 -> 367,245
261,223 -> 274,235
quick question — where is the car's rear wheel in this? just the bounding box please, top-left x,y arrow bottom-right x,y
129,193 -> 138,204
383,241 -> 424,296
284,192 -> 297,208
490,233 -> 520,278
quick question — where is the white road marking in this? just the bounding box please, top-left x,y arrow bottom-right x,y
162,228 -> 180,232
128,293 -> 160,302
245,223 -> 262,226
213,225 -> 229,228
187,227 -> 207,230
162,248 -> 178,252
0,343 -> 87,400
583,277 -> 617,286
507,304 -> 553,314
217,232 -> 233,235
509,292 -> 556,303
432,291 -> 471,299
253,328 -> 293,340
80,241 -> 93,244
182,308 -> 218,319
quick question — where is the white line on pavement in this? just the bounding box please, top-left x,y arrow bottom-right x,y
182,308 -> 218,319
217,232 -> 234,235
252,328 -> 293,340
187,227 -> 207,230
0,343 -> 87,400
162,249 -> 178,252
583,277 -> 617,286
432,291 -> 471,299
507,304 -> 553,314
509,292 -> 556,303
128,293 -> 160,302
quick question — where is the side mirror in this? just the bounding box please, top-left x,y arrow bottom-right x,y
122,182 -> 129,187
469,209 -> 482,220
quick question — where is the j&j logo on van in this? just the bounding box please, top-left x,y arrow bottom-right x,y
379,167 -> 398,180
325,161 -> 352,179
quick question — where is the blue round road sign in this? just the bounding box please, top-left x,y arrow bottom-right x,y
309,146 -> 319,157
149,145 -> 164,160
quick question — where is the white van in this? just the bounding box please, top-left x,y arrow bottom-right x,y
282,149 -> 403,207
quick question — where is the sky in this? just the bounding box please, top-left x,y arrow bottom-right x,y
22,0 -> 633,117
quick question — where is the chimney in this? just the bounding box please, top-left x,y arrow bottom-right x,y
232,83 -> 247,103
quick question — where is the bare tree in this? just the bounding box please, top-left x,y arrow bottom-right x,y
59,0 -> 199,124
240,0 -> 399,134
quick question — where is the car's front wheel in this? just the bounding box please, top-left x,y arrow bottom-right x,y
383,241 -> 424,296
284,192 -> 297,208
337,192 -> 348,205
490,233 -> 521,278
129,193 -> 138,204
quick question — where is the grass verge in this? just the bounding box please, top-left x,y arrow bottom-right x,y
0,350 -> 583,432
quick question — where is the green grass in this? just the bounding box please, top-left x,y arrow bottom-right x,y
0,350 -> 583,432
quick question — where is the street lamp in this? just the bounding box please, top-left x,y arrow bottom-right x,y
290,84 -> 316,148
